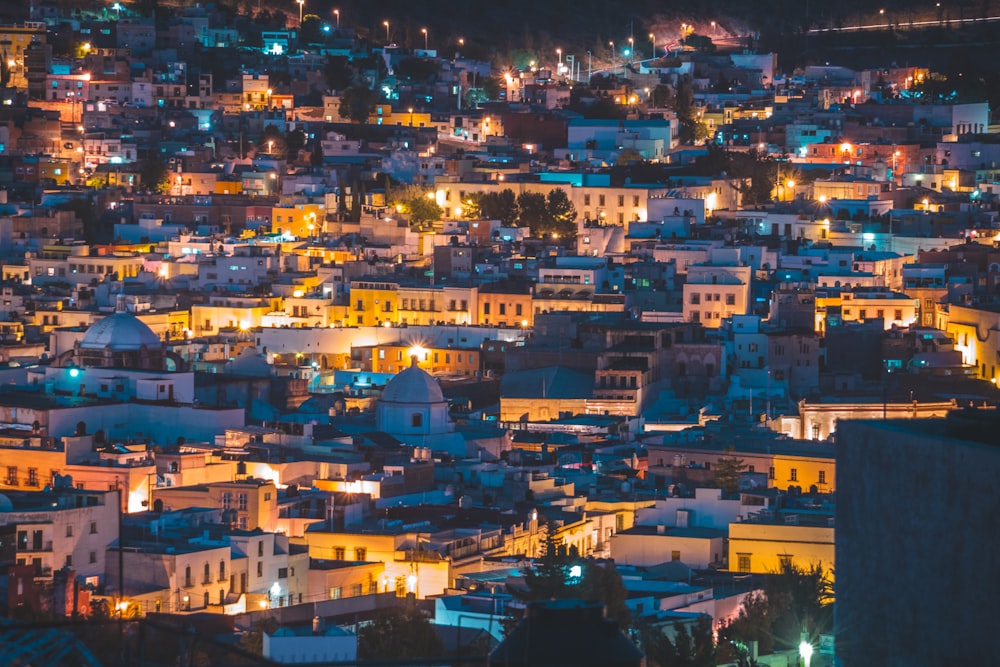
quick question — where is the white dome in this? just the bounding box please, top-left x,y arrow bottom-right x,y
380,362 -> 445,404
79,312 -> 162,351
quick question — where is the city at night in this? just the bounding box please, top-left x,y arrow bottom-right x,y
0,0 -> 997,665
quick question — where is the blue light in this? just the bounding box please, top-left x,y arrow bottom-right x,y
622,48 -> 630,56
69,368 -> 80,378
322,25 -> 330,32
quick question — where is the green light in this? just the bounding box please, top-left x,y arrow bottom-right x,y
69,368 -> 80,378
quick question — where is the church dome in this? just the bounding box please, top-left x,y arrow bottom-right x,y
80,312 -> 162,351
380,361 -> 445,404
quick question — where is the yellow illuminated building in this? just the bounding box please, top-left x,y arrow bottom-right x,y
348,280 -> 398,327
271,201 -> 325,238
479,289 -> 533,327
370,104 -> 433,128
358,343 -> 480,376
152,478 -> 279,532
192,297 -> 280,335
729,521 -> 835,581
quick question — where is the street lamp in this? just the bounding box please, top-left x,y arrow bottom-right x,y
627,36 -> 634,62
333,8 -> 339,27
408,107 -> 413,126
383,20 -> 390,43
266,88 -> 272,108
649,33 -> 655,58
608,41 -> 615,72
421,27 -> 428,50
296,0 -> 304,25
268,140 -> 274,154
799,641 -> 813,667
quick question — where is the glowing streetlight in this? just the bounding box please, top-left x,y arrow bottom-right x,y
266,88 -> 272,108
421,27 -> 428,50
458,37 -> 464,47
799,641 -> 813,667
627,36 -> 634,62
333,8 -> 339,27
268,140 -> 274,154
296,0 -> 304,25
649,33 -> 655,57
383,20 -> 390,43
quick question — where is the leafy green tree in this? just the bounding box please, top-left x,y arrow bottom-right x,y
338,86 -> 378,123
475,189 -> 519,225
393,185 -> 443,228
546,188 -> 578,239
646,618 -> 716,667
260,125 -> 287,158
717,563 -> 833,661
516,192 -> 549,234
713,451 -> 748,494
140,157 -> 171,193
358,606 -> 444,660
323,55 -> 354,91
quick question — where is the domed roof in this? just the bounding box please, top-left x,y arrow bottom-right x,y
381,360 -> 444,404
80,312 -> 162,351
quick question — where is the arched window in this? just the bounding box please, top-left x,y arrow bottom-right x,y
184,566 -> 192,587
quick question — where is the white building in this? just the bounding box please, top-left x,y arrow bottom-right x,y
264,623 -> 358,664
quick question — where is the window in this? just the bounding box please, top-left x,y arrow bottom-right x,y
330,587 -> 342,600
768,466 -> 775,480
690,293 -> 700,304
778,555 -> 792,569
334,547 -> 346,560
66,525 -> 73,537
89,551 -> 97,564
27,469 -> 38,487
790,468 -> 798,482
726,294 -> 735,305
355,547 -> 367,561
278,567 -> 288,579
411,413 -> 423,428
204,562 -> 212,584
737,553 -> 751,573
671,550 -> 681,562
6,466 -> 17,485
256,561 -> 263,577
818,470 -> 826,484
257,541 -> 264,557
185,566 -> 193,587
66,554 -> 73,567
89,521 -> 97,534
219,561 -> 226,581
351,583 -> 363,597
238,493 -> 248,510
221,492 -> 232,509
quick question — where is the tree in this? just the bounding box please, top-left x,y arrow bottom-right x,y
338,86 -> 378,123
395,57 -> 439,83
323,55 -> 354,91
357,606 -> 444,660
475,189 -> 519,225
546,188 -> 578,239
713,451 -> 748,494
392,185 -> 443,228
140,157 -> 171,194
0,51 -> 9,89
516,192 -> 549,235
717,563 -> 833,661
646,618 -> 716,667
260,125 -> 287,158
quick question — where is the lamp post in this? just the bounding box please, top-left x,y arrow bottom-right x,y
333,8 -> 339,27
649,33 -> 655,58
608,41 -> 615,73
296,0 -> 304,25
408,107 -> 413,126
556,48 -> 562,76
799,640 -> 813,667
627,36 -> 634,63
421,27 -> 428,50
383,20 -> 390,43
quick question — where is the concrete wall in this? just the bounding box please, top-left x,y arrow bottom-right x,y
837,418 -> 1000,666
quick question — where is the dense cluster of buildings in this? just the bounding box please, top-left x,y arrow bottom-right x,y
0,2 -> 997,666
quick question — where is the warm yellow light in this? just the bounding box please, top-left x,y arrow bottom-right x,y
786,180 -> 795,188
408,345 -> 428,360
82,42 -> 91,52
239,320 -> 251,330
818,195 -> 827,203
453,206 -> 463,217
840,142 -> 852,153
521,319 -> 529,327
426,191 -> 435,200
395,204 -> 403,212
